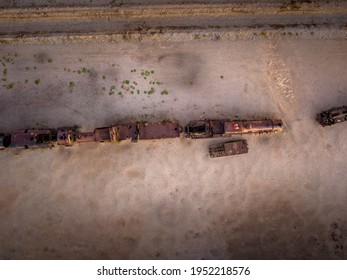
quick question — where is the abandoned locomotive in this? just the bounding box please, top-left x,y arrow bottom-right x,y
0,118 -> 284,150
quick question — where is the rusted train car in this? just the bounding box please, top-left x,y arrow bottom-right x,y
0,122 -> 182,149
0,118 -> 283,150
209,140 -> 249,158
186,119 -> 284,138
55,122 -> 182,146
316,106 -> 347,127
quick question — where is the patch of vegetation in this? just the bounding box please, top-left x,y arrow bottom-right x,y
220,75 -> 224,79
107,85 -> 117,95
103,68 -> 169,98
76,67 -> 90,75
102,86 -> 106,91
3,83 -> 15,89
69,81 -> 75,88
2,54 -> 16,64
48,59 -> 53,63
25,67 -> 30,71
141,70 -> 152,77
147,87 -> 155,95
24,79 -> 28,84
102,75 -> 106,80
3,68 -> 7,76
34,79 -> 40,85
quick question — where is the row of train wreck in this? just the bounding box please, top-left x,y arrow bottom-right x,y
0,106 -> 346,158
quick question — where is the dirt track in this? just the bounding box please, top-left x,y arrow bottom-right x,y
0,0 -> 343,8
0,2 -> 346,37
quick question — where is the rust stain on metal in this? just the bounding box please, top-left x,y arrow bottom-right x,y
115,123 -> 138,142
138,122 -> 181,140
94,127 -> 116,143
76,132 -> 95,144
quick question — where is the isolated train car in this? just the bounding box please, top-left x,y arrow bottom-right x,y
317,106 -> 347,127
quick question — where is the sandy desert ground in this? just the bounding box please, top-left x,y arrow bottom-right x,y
0,0 -> 347,260
0,31 -> 346,259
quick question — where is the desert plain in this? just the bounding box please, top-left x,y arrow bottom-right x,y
0,0 -> 346,259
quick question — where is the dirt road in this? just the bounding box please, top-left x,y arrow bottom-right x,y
0,2 -> 346,37
0,0 -> 344,8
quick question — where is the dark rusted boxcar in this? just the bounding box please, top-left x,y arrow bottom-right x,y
10,129 -> 54,149
209,140 -> 249,158
317,106 -> 347,127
